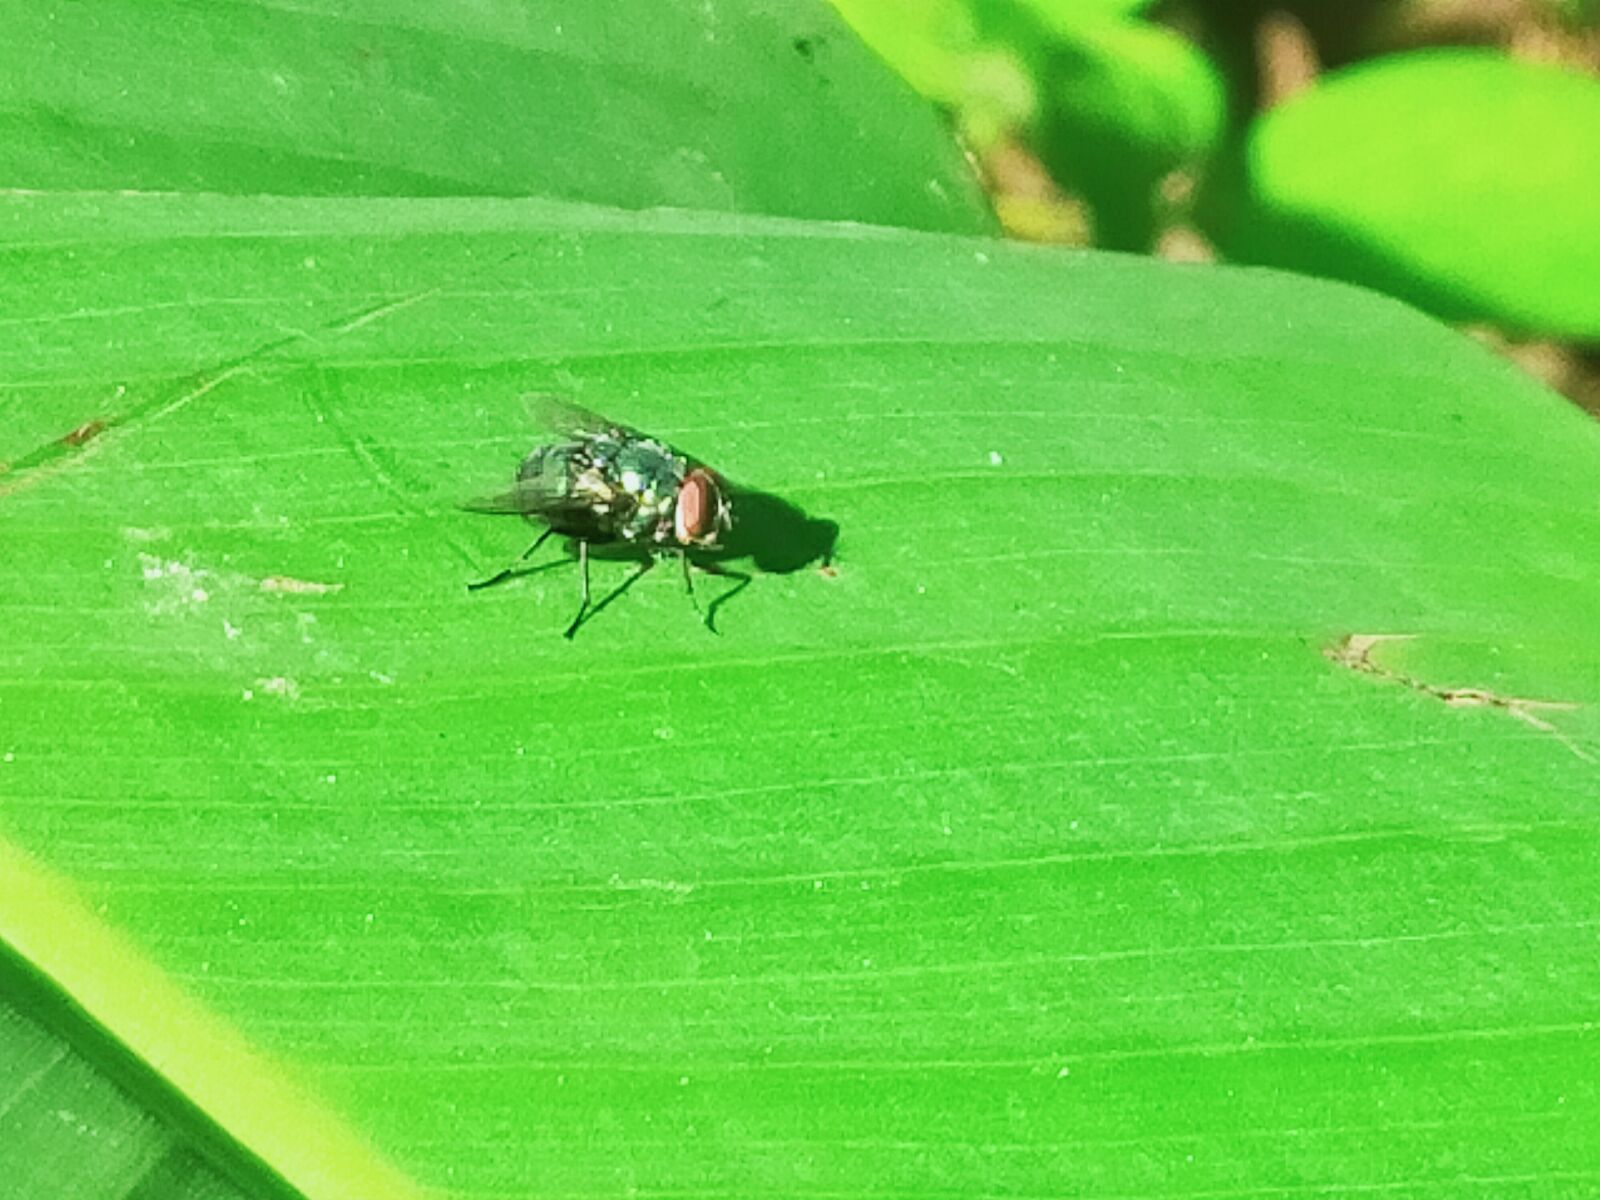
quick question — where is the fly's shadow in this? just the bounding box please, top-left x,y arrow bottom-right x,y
713,485 -> 839,574
694,483 -> 839,631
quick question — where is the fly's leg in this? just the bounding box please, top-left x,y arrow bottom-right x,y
694,558 -> 753,634
563,539 -> 592,638
565,548 -> 655,640
467,527 -> 556,591
680,550 -> 705,621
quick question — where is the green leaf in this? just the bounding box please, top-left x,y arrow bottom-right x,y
828,0 -> 985,103
1203,49 -> 1600,337
0,0 -> 991,234
1006,0 -> 1161,37
2,191 -> 1599,1198
829,0 -> 1041,147
1033,18 -> 1225,249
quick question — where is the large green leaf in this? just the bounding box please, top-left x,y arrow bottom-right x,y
2,191 -> 1599,1198
1203,49 -> 1600,337
0,0 -> 991,233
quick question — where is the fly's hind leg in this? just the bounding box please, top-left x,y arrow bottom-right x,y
468,526 -> 556,591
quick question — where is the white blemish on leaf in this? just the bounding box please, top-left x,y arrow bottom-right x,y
260,575 -> 344,595
255,676 -> 300,701
137,554 -> 213,614
608,874 -> 694,896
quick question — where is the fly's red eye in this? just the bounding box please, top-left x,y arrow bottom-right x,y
675,470 -> 714,544
675,472 -> 706,542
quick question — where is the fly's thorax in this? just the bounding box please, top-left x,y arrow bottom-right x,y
612,440 -> 686,497
604,439 -> 687,544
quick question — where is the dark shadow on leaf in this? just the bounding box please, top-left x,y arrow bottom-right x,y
709,484 -> 838,574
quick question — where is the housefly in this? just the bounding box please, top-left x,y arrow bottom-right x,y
464,395 -> 737,638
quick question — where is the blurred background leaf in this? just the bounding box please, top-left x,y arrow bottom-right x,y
0,0 -> 992,233
1201,49 -> 1600,338
835,0 -> 1600,406
1031,15 -> 1224,250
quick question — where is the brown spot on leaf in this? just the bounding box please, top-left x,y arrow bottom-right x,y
61,419 -> 107,447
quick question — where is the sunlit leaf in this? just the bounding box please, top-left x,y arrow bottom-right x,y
1204,50 -> 1600,336
2,190 -> 1598,1197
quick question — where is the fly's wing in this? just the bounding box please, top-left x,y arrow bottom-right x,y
462,444 -> 615,539
462,444 -> 572,515
460,479 -> 612,539
524,392 -> 643,441
460,479 -> 567,515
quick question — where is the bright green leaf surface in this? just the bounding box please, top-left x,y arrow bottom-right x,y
0,0 -> 990,235
1007,0 -> 1160,40
829,0 -> 984,103
829,0 -> 1041,148
2,192 -> 1600,1198
1205,50 -> 1600,337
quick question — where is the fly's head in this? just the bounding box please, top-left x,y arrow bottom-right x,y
673,467 -> 732,549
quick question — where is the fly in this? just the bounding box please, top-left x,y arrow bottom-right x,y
464,394 -> 739,638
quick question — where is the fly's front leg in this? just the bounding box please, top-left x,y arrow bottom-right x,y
693,557 -> 752,634
679,550 -> 705,620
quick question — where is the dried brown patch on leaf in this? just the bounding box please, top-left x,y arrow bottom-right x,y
1325,633 -> 1592,762
61,419 -> 108,447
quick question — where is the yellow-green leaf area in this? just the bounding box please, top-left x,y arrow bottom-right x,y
1214,50 -> 1600,336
